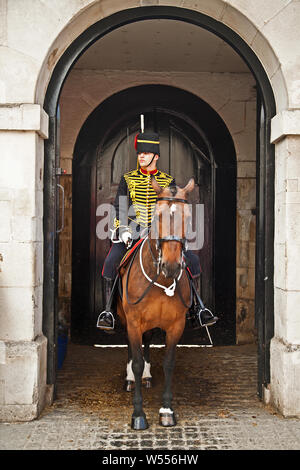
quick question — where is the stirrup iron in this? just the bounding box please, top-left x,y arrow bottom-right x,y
96,311 -> 115,330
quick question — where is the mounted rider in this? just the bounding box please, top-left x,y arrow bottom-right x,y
96,124 -> 218,331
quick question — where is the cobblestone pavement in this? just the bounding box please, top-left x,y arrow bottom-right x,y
0,343 -> 299,451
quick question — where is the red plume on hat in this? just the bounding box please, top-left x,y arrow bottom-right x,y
134,133 -> 138,151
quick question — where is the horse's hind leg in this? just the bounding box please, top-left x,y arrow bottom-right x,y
124,337 -> 135,392
142,330 -> 153,388
124,330 -> 153,391
128,327 -> 148,430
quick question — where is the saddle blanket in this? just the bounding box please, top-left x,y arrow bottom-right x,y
118,238 -> 144,270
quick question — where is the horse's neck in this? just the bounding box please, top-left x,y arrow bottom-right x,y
142,236 -> 167,284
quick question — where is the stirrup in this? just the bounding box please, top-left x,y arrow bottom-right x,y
96,311 -> 115,330
197,307 -> 218,327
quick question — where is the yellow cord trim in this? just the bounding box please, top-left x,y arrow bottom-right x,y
137,139 -> 160,144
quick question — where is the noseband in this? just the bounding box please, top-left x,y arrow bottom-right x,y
156,197 -> 188,204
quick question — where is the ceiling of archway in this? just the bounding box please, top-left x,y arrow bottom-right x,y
74,19 -> 249,73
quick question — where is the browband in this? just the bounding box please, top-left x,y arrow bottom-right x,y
156,197 -> 188,204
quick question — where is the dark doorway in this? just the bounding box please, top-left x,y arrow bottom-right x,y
71,85 -> 236,346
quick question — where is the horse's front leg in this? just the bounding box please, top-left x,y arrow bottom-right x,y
128,326 -> 148,430
160,327 -> 183,427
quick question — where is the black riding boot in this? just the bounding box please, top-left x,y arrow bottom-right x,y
188,301 -> 218,328
96,279 -> 115,331
187,278 -> 218,328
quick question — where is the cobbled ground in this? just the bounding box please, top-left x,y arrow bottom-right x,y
0,343 -> 299,451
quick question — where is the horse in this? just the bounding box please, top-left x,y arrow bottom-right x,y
117,176 -> 195,430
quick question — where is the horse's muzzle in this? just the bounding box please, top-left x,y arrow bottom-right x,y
161,261 -> 182,279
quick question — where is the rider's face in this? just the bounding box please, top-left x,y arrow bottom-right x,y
138,152 -> 158,168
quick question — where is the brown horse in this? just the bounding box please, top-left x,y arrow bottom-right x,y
117,176 -> 195,430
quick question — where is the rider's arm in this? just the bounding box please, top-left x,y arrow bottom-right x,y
113,176 -> 132,243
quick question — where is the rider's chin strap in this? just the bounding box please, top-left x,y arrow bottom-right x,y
144,154 -> 156,168
137,153 -> 157,171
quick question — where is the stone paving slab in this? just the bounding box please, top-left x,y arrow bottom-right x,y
0,343 -> 299,451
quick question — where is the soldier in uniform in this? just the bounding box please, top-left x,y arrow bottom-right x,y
96,130 -> 218,331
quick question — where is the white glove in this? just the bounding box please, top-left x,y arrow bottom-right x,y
121,230 -> 133,248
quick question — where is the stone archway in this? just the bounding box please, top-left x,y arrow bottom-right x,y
3,1 -> 300,424
42,5 -> 276,406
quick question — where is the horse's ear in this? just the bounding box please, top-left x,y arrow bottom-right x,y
183,178 -> 195,194
151,175 -> 163,195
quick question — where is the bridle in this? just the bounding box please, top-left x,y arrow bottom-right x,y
125,195 -> 193,307
153,196 -> 189,256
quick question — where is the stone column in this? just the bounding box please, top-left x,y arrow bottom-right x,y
270,110 -> 300,417
0,104 -> 49,421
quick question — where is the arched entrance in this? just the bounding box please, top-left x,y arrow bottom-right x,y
43,6 -> 276,399
71,85 -> 236,347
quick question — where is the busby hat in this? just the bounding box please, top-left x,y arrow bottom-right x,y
134,132 -> 160,155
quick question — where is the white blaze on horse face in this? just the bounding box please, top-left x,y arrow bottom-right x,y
170,203 -> 176,215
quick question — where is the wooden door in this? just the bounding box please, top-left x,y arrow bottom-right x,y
72,98 -> 236,347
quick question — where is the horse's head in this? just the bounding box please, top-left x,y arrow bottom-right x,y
151,177 -> 195,279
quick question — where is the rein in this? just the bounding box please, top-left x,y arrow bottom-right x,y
125,238 -> 159,305
140,237 -> 183,297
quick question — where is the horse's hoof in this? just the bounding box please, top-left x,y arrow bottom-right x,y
143,377 -> 152,389
159,410 -> 177,427
124,380 -> 135,392
131,416 -> 149,430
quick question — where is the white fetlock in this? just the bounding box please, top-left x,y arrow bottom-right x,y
126,360 -> 152,381
142,361 -> 152,379
159,408 -> 174,414
126,360 -> 135,381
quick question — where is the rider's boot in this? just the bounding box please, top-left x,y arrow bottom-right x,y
186,278 -> 218,328
188,303 -> 218,328
195,305 -> 219,327
96,279 -> 115,331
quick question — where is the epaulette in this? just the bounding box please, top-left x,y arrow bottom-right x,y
124,169 -> 139,177
157,171 -> 173,180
